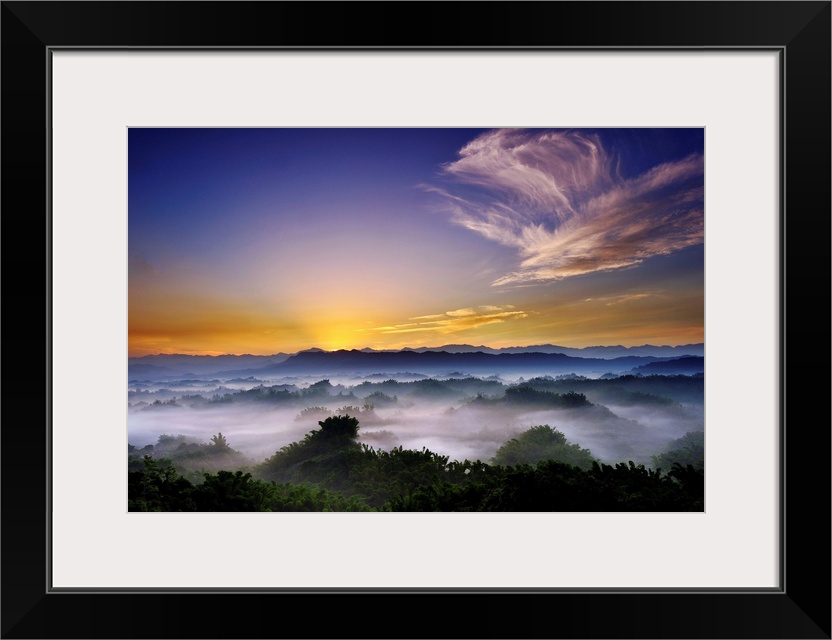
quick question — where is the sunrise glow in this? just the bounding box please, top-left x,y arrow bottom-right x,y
129,128 -> 704,356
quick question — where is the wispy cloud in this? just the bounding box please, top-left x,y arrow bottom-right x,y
584,292 -> 658,306
429,129 -> 704,285
374,305 -> 527,335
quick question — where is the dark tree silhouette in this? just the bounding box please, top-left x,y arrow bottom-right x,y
210,432 -> 229,449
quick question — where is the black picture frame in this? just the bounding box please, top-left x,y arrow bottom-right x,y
2,2 -> 829,638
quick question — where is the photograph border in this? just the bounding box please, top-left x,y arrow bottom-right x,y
3,2 -> 829,638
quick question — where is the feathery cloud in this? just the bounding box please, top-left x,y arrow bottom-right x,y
374,305 -> 527,335
430,129 -> 704,285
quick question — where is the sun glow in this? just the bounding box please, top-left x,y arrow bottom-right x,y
129,128 -> 703,357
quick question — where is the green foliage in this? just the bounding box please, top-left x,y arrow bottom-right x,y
316,414 -> 360,440
130,415 -> 703,513
491,425 -> 597,469
136,373 -> 702,413
475,460 -> 674,511
257,414 -> 362,480
502,385 -> 590,408
332,404 -> 385,425
651,431 -> 704,471
136,433 -> 250,479
343,445 -> 489,508
128,456 -> 373,512
146,398 -> 180,409
261,483 -> 372,512
210,432 -> 229,449
128,456 -> 196,511
335,405 -> 366,416
358,429 -> 398,447
363,391 -> 397,406
302,379 -> 334,397
294,406 -> 332,422
390,460 -> 704,512
177,394 -> 209,407
157,433 -> 190,448
665,462 -> 705,510
191,470 -> 270,511
254,415 -> 495,508
509,373 -> 703,405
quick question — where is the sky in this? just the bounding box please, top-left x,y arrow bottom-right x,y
128,128 -> 704,356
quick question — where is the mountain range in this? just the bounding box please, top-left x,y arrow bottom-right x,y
128,343 -> 704,379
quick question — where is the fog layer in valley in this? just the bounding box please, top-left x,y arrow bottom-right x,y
128,369 -> 704,467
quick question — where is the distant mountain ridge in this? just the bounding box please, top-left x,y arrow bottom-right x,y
397,343 -> 704,358
630,356 -> 704,375
128,344 -> 704,379
262,350 -> 703,376
128,353 -> 291,376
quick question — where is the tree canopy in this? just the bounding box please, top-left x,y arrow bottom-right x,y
129,417 -> 704,512
491,425 -> 597,469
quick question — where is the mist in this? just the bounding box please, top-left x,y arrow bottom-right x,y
128,369 -> 703,467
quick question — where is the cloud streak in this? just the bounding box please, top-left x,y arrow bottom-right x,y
374,305 -> 528,335
430,129 -> 704,285
584,292 -> 658,306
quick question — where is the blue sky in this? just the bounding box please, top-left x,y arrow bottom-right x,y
129,128 -> 704,355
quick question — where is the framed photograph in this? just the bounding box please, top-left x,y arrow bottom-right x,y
125,124 -> 707,516
3,2 -> 829,638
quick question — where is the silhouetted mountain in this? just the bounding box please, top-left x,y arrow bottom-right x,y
630,356 -> 704,375
127,364 -> 184,378
127,346 -> 704,379
261,349 -> 672,376
401,344 -> 499,354
388,343 -> 703,359
503,343 -> 704,358
127,353 -> 291,376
